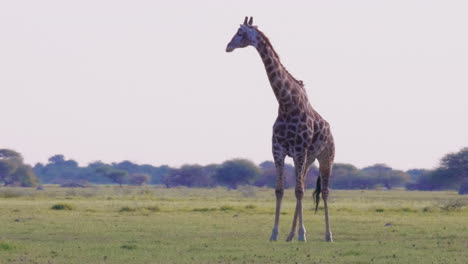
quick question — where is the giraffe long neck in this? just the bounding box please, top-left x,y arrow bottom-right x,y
255,33 -> 309,112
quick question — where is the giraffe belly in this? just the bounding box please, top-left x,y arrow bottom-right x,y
273,131 -> 329,159
273,134 -> 309,158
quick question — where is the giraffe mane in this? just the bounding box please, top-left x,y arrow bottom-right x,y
254,27 -> 304,87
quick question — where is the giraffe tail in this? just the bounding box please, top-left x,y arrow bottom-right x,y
313,175 -> 321,214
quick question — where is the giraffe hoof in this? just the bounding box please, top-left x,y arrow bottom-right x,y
325,233 -> 333,242
286,232 -> 295,242
298,233 -> 307,242
270,228 -> 279,241
298,228 -> 306,242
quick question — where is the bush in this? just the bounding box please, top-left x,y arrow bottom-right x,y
119,206 -> 137,212
121,244 -> 137,250
440,199 -> 467,212
192,208 -> 216,212
0,189 -> 29,198
118,206 -> 160,213
60,181 -> 90,188
0,242 -> 14,251
422,206 -> 439,213
51,203 -> 73,210
238,185 -> 256,198
219,205 -> 235,211
459,181 -> 468,195
145,206 -> 160,212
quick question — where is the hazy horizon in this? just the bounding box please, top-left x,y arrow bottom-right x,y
1,1 -> 467,170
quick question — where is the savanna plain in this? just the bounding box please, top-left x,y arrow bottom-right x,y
0,186 -> 467,264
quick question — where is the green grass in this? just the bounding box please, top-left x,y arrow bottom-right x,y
0,186 -> 467,263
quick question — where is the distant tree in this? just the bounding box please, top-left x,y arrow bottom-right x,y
107,170 -> 128,187
407,148 -> 468,191
255,161 -> 276,188
405,169 -> 435,190
128,173 -> 151,186
459,180 -> 468,195
214,159 -> 261,189
0,150 -> 22,185
0,149 -> 38,187
255,161 -> 296,188
147,165 -> 171,185
82,161 -> 112,183
362,164 -> 409,189
96,167 -> 128,187
202,164 -> 220,187
439,147 -> 468,186
305,164 -> 319,189
112,161 -> 171,185
330,163 -> 360,189
10,165 -> 38,187
406,169 -> 430,182
35,154 -> 82,184
48,154 -> 66,164
113,160 -> 139,172
162,164 -> 213,187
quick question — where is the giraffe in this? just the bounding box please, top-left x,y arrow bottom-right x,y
226,17 -> 335,242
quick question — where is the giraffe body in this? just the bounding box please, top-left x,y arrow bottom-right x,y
226,17 -> 335,242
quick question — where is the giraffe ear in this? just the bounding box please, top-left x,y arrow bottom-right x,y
248,16 -> 253,26
243,16 -> 248,25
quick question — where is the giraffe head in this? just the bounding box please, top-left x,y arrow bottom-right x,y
226,16 -> 259,52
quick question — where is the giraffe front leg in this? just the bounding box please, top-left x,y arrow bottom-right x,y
286,204 -> 298,242
270,152 -> 285,241
296,188 -> 307,242
270,189 -> 283,241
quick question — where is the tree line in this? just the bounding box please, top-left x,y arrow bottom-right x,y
1,148 -> 467,194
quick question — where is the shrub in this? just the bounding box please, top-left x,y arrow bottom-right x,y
121,244 -> 137,250
0,242 -> 14,251
145,206 -> 160,212
440,199 -> 467,212
60,181 -> 90,188
118,206 -> 160,213
119,206 -> 137,212
245,204 -> 257,209
219,205 -> 234,211
0,189 -> 29,198
459,181 -> 468,195
238,185 -> 257,198
398,207 -> 417,213
422,206 -> 439,213
193,208 -> 215,212
51,203 -> 73,210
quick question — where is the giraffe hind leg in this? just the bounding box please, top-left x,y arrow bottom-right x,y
318,145 -> 334,242
287,153 -> 310,242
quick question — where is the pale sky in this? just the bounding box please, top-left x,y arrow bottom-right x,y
1,1 -> 467,170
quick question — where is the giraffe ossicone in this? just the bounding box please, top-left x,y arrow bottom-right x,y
226,17 -> 335,242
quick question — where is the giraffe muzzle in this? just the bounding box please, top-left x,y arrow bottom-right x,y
226,44 -> 235,52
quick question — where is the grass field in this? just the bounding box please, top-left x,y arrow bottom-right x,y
0,186 -> 467,264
